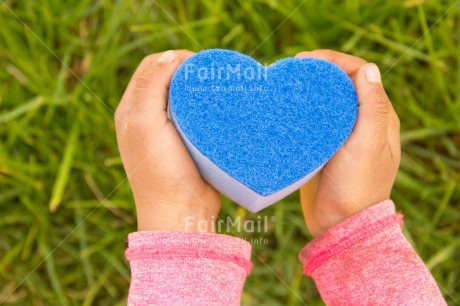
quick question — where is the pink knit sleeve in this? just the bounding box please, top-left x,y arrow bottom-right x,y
299,200 -> 446,305
125,231 -> 252,306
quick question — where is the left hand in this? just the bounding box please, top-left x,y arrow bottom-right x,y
114,50 -> 220,232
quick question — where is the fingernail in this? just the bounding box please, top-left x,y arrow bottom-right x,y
158,50 -> 177,63
364,63 -> 381,83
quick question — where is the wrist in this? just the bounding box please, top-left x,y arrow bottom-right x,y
136,200 -> 219,232
306,210 -> 351,237
306,198 -> 392,237
305,200 -> 367,237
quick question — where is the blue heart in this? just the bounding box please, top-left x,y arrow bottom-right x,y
169,49 -> 357,212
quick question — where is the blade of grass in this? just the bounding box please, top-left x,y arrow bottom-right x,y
75,200 -> 94,287
82,264 -> 112,306
49,119 -> 79,212
38,229 -> 70,305
426,239 -> 460,270
0,96 -> 44,124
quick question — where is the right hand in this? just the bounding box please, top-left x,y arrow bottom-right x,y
296,50 -> 401,237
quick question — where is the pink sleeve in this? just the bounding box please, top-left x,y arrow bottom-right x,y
125,231 -> 252,305
299,200 -> 446,305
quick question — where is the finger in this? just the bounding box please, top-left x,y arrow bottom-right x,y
295,49 -> 367,76
300,172 -> 321,212
115,50 -> 194,129
388,106 -> 401,160
300,172 -> 322,234
388,103 -> 400,137
349,63 -> 391,141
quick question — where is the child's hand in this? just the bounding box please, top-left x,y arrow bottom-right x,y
296,50 -> 401,237
115,50 -> 220,232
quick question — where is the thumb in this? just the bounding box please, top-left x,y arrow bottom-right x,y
115,50 -> 194,136
352,63 -> 391,138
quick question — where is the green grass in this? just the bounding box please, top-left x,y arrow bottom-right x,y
1,0 -> 459,305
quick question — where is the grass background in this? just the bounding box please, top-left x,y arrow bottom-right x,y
1,0 -> 459,305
